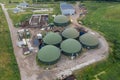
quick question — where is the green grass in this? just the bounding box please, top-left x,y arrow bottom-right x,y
0,6 -> 20,80
7,2 -> 61,24
8,11 -> 32,27
33,2 -> 61,23
75,1 -> 120,80
48,2 -> 61,23
5,3 -> 17,8
0,0 -> 22,4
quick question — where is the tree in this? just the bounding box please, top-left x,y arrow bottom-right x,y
9,0 -> 11,3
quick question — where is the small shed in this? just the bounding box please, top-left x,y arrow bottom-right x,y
18,2 -> 29,8
23,47 -> 30,55
13,8 -> 21,13
37,33 -> 42,39
17,41 -> 24,47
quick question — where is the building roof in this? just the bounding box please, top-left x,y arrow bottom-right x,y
54,15 -> 69,24
19,2 -> 28,6
60,39 -> 82,54
62,28 -> 79,39
79,33 -> 99,47
43,32 -> 62,45
60,2 -> 74,10
13,8 -> 21,12
38,45 -> 61,63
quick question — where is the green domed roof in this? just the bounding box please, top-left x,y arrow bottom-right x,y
38,45 -> 61,63
54,15 -> 69,24
43,32 -> 62,45
62,28 -> 79,39
61,39 -> 82,54
79,33 -> 99,47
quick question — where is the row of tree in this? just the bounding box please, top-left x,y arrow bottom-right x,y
8,0 -> 120,4
32,0 -> 120,3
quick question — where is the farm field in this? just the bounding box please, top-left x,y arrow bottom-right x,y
0,6 -> 20,80
75,1 -> 120,80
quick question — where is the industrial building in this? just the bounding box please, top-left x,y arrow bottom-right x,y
38,45 -> 61,65
60,2 -> 75,15
62,28 -> 79,39
13,7 -> 21,13
54,15 -> 70,26
79,33 -> 99,49
17,2 -> 29,8
60,39 -> 82,56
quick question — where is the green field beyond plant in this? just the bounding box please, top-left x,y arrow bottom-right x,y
1,1 -> 120,80
0,7 -> 20,80
75,1 -> 120,80
0,0 -> 22,3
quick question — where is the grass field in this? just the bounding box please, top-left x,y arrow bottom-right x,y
8,11 -> 32,27
0,0 -> 22,4
8,2 -> 61,25
0,6 -> 20,80
75,1 -> 120,80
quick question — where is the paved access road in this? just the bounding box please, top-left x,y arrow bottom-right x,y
71,2 -> 109,58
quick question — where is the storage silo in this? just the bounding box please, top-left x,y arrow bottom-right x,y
62,28 -> 79,39
60,39 -> 82,56
79,33 -> 99,49
54,15 -> 70,26
38,45 -> 61,65
43,32 -> 62,46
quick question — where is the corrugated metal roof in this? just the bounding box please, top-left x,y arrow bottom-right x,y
13,8 -> 20,12
19,2 -> 28,6
60,3 -> 74,10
